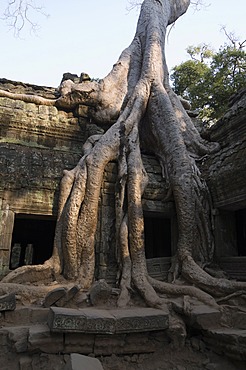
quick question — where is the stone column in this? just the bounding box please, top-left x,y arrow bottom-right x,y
24,243 -> 33,265
0,200 -> 15,278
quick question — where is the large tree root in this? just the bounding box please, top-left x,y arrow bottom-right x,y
1,0 -> 246,312
0,89 -> 57,105
0,282 -> 75,305
1,264 -> 54,284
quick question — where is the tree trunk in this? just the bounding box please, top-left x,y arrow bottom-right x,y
2,0 -> 246,309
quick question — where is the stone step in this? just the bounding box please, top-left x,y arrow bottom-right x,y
0,320 -> 170,357
2,305 -> 49,326
203,328 -> 246,361
186,304 -> 221,330
0,324 -> 64,354
48,306 -> 169,335
183,304 -> 246,331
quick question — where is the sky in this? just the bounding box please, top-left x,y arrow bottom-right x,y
0,0 -> 245,87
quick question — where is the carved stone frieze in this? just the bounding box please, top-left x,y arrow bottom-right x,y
49,307 -> 169,334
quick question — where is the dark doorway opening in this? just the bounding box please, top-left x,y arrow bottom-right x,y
236,208 -> 246,256
10,214 -> 56,269
144,215 -> 171,259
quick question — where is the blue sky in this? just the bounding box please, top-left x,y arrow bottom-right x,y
0,0 -> 245,87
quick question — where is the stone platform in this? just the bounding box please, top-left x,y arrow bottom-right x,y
48,307 -> 169,334
1,304 -> 246,369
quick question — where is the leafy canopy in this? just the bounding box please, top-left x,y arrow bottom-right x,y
170,36 -> 246,122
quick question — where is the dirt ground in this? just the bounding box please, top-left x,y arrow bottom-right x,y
1,342 -> 245,370
100,346 -> 245,370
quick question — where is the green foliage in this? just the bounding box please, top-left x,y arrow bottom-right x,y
171,59 -> 211,111
170,40 -> 246,122
186,44 -> 214,62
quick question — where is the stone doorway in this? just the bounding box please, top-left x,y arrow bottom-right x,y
236,208 -> 246,256
10,214 -> 56,269
144,215 -> 171,259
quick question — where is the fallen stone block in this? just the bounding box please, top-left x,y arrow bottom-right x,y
43,287 -> 66,308
188,304 -> 221,329
55,285 -> 81,307
64,353 -> 104,370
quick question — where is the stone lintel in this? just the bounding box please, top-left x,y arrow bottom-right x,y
48,307 -> 169,335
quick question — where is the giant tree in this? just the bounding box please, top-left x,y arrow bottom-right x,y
1,0 -> 246,309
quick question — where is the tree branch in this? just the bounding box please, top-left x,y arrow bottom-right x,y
190,1 -> 210,11
220,25 -> 246,50
1,0 -> 48,36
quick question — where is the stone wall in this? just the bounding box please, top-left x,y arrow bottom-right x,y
0,88 -> 88,276
202,89 -> 246,211
200,90 -> 246,277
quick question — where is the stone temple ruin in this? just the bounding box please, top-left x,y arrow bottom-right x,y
0,78 -> 246,369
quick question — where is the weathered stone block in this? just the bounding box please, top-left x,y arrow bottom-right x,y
0,293 -> 16,312
189,305 -> 221,329
55,285 -> 81,307
0,329 -> 9,346
64,333 -> 95,354
94,334 -> 125,356
64,353 -> 104,370
204,328 -> 246,360
4,306 -> 49,325
123,332 -> 156,354
75,308 -> 115,334
38,105 -> 49,116
49,307 -> 116,334
0,329 -> 9,356
14,100 -> 25,110
49,307 -> 169,337
30,306 -> 49,324
49,307 -> 88,333
111,307 -> 169,333
48,106 -> 58,116
19,356 -> 32,370
7,326 -> 29,353
28,324 -> 64,353
4,307 -> 32,324
43,287 -> 67,308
